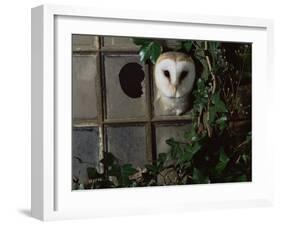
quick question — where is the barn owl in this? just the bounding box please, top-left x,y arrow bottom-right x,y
154,52 -> 196,116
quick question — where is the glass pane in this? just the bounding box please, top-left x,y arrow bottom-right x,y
72,35 -> 99,51
155,123 -> 192,185
72,127 -> 100,184
104,55 -> 147,120
155,123 -> 192,155
106,126 -> 147,167
103,37 -> 138,50
72,54 -> 98,120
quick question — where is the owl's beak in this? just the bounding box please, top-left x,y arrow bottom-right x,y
171,85 -> 177,95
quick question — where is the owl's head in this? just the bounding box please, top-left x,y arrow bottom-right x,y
154,52 -> 196,98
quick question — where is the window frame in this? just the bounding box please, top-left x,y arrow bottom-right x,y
72,35 -> 195,174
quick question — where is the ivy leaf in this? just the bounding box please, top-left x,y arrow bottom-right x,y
120,164 -> 138,186
158,153 -> 167,164
145,164 -> 158,175
216,116 -> 227,124
184,129 -> 200,142
121,164 -> 138,176
192,168 -> 210,184
150,42 -> 162,64
216,116 -> 228,131
180,147 -> 193,163
139,43 -> 151,63
136,40 -> 162,64
166,138 -> 176,146
212,92 -> 227,113
215,148 -> 230,174
208,106 -> 217,123
183,41 -> 193,52
166,139 -> 182,159
180,143 -> 201,163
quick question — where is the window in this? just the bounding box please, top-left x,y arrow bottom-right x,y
72,35 -> 193,185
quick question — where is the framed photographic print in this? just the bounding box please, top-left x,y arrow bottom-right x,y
31,4 -> 274,221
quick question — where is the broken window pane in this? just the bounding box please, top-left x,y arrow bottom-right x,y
72,127 -> 100,185
104,55 -> 147,120
72,54 -> 98,121
72,35 -> 99,51
103,37 -> 138,50
106,126 -> 147,167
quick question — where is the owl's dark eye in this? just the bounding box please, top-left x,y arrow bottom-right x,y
179,70 -> 189,82
163,70 -> 170,80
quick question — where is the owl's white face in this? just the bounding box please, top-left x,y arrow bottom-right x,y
154,52 -> 196,98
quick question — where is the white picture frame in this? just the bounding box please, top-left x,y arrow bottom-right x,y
31,4 -> 274,221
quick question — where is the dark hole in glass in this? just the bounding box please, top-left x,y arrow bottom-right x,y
119,62 -> 144,98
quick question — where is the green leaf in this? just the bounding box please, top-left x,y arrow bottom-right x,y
184,129 -> 200,142
216,116 -> 228,131
216,116 -> 227,124
158,153 -> 167,163
191,142 -> 202,153
139,43 -> 151,63
180,149 -> 193,162
180,143 -> 201,163
183,41 -> 193,52
192,168 -> 210,184
119,164 -> 138,186
166,138 -> 176,146
212,92 -> 228,113
135,39 -> 162,64
215,148 -> 230,174
145,164 -> 156,171
121,164 -> 138,176
219,149 -> 229,163
150,42 -> 162,64
215,162 -> 227,174
169,142 -> 182,159
145,164 -> 158,174
208,106 -> 217,123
